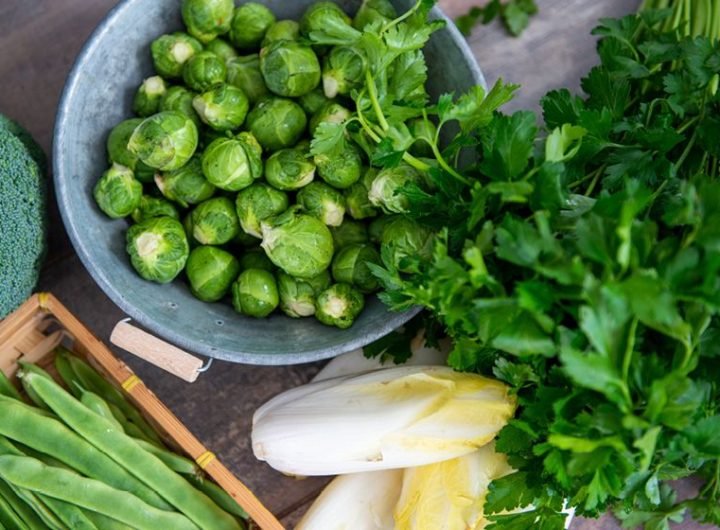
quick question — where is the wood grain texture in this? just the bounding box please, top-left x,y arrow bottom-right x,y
0,0 -> 716,528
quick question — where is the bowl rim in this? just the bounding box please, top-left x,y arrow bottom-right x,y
53,0 -> 485,365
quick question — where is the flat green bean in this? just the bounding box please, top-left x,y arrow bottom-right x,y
12,487 -> 65,530
133,438 -> 200,476
187,475 -> 250,523
0,395 -> 171,511
53,353 -> 83,398
80,389 -> 124,431
0,479 -> 43,530
0,455 -> 199,530
85,511 -> 135,530
0,371 -> 21,401
40,495 -> 98,530
0,487 -> 28,530
25,372 -> 242,530
17,363 -> 53,411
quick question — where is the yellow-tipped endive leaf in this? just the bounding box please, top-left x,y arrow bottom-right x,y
394,443 -> 513,530
296,469 -> 403,530
252,366 -> 515,475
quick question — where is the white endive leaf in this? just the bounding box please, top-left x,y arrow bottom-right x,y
296,469 -> 403,530
394,443 -> 513,530
252,366 -> 516,475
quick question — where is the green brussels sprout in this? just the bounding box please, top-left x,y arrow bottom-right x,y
331,219 -> 369,248
331,243 -> 381,292
205,38 -> 238,61
260,40 -> 321,98
368,163 -> 424,213
183,51 -> 227,92
126,216 -> 189,283
181,0 -> 234,43
192,83 -> 249,131
408,117 -> 437,158
190,197 -> 240,245
239,247 -> 274,272
133,76 -> 168,117
131,195 -> 180,224
260,207 -> 334,278
151,32 -> 203,78
159,86 -> 202,128
235,182 -> 289,238
309,101 -> 351,135
300,2 -> 361,45
315,142 -> 362,189
322,46 -> 366,98
380,216 -> 434,272
298,87 -> 330,116
231,268 -> 279,317
93,163 -> 142,219
344,168 -> 378,219
246,97 -> 307,151
315,283 -> 365,329
296,181 -> 346,226
368,214 -> 394,243
201,135 -> 262,191
353,0 -> 397,29
186,245 -> 240,302
226,55 -> 270,104
261,20 -> 300,47
155,156 -> 215,207
305,268 -> 332,293
127,111 -> 199,171
265,148 -> 316,191
229,3 -> 276,50
277,270 -> 330,318
107,118 -> 143,170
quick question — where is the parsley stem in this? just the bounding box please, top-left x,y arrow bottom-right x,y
365,70 -> 390,131
428,143 -> 471,185
380,0 -> 421,34
622,318 -> 638,385
402,152 -> 431,173
673,127 -> 698,172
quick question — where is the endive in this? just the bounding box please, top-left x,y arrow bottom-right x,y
252,366 -> 515,475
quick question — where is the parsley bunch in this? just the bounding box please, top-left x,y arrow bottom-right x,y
456,0 -> 538,37
360,8 -> 720,530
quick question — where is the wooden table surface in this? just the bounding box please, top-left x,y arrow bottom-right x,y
0,1 -> 715,528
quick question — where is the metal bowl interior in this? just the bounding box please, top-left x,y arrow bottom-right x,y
53,0 -> 485,365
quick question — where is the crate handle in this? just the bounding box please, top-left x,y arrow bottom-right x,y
110,319 -> 208,383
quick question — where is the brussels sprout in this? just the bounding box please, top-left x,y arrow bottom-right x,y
159,86 -> 202,128
408,117 -> 437,158
127,111 -> 199,171
229,3 -> 276,50
331,219 -> 369,248
231,268 -> 278,317
309,101 -> 351,135
353,0 -> 397,29
260,40 -> 321,98
131,195 -> 180,224
239,247 -> 274,272
186,245 -> 240,302
126,216 -> 189,283
235,182 -> 289,238
205,38 -> 238,61
260,207 -> 334,278
107,118 -> 143,170
226,55 -> 269,104
190,197 -> 240,245
315,142 -> 362,189
155,156 -> 215,207
261,20 -> 300,47
277,270 -> 330,318
201,135 -> 261,191
298,87 -> 330,116
344,176 -> 378,220
300,2 -> 360,45
315,283 -> 364,328
322,46 -> 366,98
151,32 -> 203,78
368,163 -> 423,213
265,148 -> 316,191
296,182 -> 346,226
246,97 -> 307,151
133,76 -> 168,117
368,214 -> 394,243
331,243 -> 381,292
183,51 -> 227,92
93,163 -> 142,219
181,0 -> 234,43
380,216 -> 434,272
192,83 -> 249,131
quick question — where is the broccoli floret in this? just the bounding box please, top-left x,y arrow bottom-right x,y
0,122 -> 47,317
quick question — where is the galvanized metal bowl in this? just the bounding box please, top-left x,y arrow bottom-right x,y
53,0 -> 484,365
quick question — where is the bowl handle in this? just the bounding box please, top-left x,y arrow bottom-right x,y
110,319 -> 206,383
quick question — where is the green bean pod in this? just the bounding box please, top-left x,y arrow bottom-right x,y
0,486 -> 29,530
17,363 -> 54,412
23,373 -> 242,530
133,439 -> 200,476
53,353 -> 83,398
80,390 -> 124,431
0,479 -> 44,530
187,475 -> 250,522
39,495 -> 98,530
0,395 -> 171,511
0,455 -> 199,530
85,511 -> 135,530
11,487 -> 65,530
0,371 -> 21,401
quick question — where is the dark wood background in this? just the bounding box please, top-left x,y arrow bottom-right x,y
0,0 -> 715,527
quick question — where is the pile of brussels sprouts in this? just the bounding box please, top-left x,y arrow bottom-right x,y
94,0 -> 427,329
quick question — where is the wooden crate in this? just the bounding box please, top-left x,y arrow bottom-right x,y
0,293 -> 284,530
